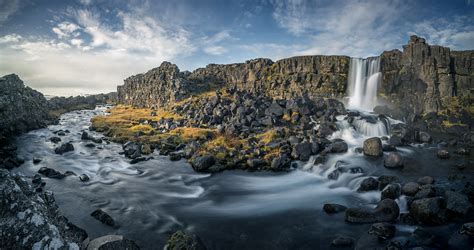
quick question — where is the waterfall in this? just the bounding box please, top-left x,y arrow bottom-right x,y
347,57 -> 381,111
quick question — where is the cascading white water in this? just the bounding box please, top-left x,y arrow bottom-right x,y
347,57 -> 381,111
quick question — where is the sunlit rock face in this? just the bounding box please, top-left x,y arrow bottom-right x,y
0,74 -> 51,139
117,56 -> 350,108
380,35 -> 473,121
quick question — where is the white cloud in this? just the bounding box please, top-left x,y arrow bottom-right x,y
0,0 -> 20,24
0,34 -> 22,44
79,0 -> 92,5
271,0 -> 406,57
203,46 -> 228,55
0,7 -> 197,96
409,16 -> 474,50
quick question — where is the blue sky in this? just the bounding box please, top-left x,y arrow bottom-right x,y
0,0 -> 473,95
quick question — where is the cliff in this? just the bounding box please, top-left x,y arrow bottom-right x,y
118,56 -> 349,108
380,35 -> 473,120
0,74 -> 52,139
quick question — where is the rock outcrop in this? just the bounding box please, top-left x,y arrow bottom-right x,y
0,74 -> 51,139
48,92 -> 117,114
118,56 -> 350,108
380,35 -> 473,121
0,169 -> 87,249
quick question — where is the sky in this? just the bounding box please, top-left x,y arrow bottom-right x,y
0,0 -> 473,96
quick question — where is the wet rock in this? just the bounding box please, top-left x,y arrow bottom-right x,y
79,174 -> 90,182
32,174 -> 42,184
345,199 -> 400,223
90,209 -> 116,227
418,131 -> 431,143
363,137 -> 383,157
382,143 -> 397,152
437,149 -> 450,159
32,157 -> 42,164
330,140 -> 348,153
331,236 -> 354,247
130,156 -> 148,164
191,155 -> 216,172
447,230 -> 473,250
417,176 -> 434,185
312,155 -> 326,165
402,182 -> 420,196
328,162 -> 363,180
85,143 -> 96,148
444,190 -> 471,216
169,152 -> 183,161
49,136 -> 61,143
381,184 -> 401,200
291,142 -> 312,161
87,235 -> 139,250
247,158 -> 266,168
454,147 -> 470,155
38,167 -> 65,179
122,141 -> 141,159
323,204 -> 347,214
0,169 -> 87,249
378,175 -> 399,190
54,142 -> 74,154
166,230 -> 206,250
358,177 -> 379,192
384,152 -> 403,168
389,135 -> 403,147
270,154 -> 291,170
409,197 -> 446,225
413,187 -> 435,199
368,222 -> 396,240
460,222 -> 474,236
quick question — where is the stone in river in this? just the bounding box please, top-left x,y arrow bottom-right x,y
358,177 -> 379,192
368,222 -> 396,240
331,236 -> 354,247
38,167 -> 65,179
90,209 -> 116,227
323,204 -> 347,214
345,199 -> 400,223
54,142 -> 74,155
363,137 -> 383,157
384,152 -> 403,168
87,235 -> 139,250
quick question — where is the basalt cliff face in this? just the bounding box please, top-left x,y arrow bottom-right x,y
117,36 -> 472,120
380,36 -> 473,120
118,56 -> 349,108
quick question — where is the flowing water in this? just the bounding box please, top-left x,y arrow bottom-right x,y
12,106 -> 468,249
347,57 -> 381,111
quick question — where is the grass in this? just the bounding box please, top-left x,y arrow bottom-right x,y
255,128 -> 282,145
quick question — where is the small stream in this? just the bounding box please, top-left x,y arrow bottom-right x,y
12,106 -> 470,249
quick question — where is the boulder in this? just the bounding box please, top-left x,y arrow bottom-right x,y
49,136 -> 61,143
191,155 -> 216,172
0,169 -> 87,249
418,131 -> 431,143
363,137 -> 383,157
409,197 -> 446,225
79,174 -> 90,182
38,167 -> 65,179
368,222 -> 396,240
270,154 -> 291,170
291,142 -> 312,161
377,175 -> 399,190
54,142 -> 74,154
331,236 -> 354,247
444,190 -> 471,216
86,235 -> 139,250
381,184 -> 401,200
330,140 -> 348,153
90,209 -> 116,227
417,176 -> 434,185
122,141 -> 141,159
402,182 -> 420,196
437,149 -> 450,159
460,222 -> 474,237
247,158 -> 266,168
345,199 -> 400,223
358,177 -> 379,192
165,230 -> 206,250
384,152 -> 403,168
323,204 -> 347,214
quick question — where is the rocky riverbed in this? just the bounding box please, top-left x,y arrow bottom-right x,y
3,104 -> 473,249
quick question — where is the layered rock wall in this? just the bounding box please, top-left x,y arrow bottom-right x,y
118,56 -> 350,108
380,36 -> 473,119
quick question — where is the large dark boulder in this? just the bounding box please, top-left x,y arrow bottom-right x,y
409,197 -> 447,225
444,191 -> 471,216
363,137 -> 383,157
345,199 -> 400,223
54,142 -> 74,155
122,141 -> 141,159
191,155 -> 216,172
358,177 -> 379,192
291,142 -> 312,161
0,169 -> 87,248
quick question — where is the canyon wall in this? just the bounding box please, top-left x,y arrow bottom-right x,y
117,36 -> 472,119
